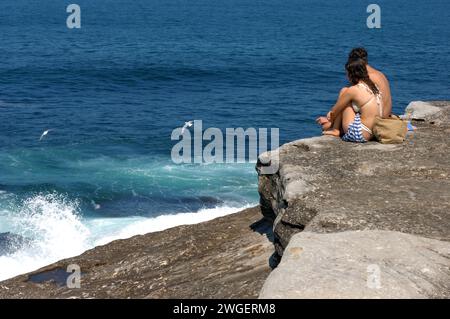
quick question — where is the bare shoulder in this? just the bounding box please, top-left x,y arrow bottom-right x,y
346,84 -> 359,94
377,70 -> 389,82
370,68 -> 389,82
341,85 -> 359,99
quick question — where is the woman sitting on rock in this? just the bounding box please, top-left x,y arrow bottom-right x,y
316,59 -> 383,143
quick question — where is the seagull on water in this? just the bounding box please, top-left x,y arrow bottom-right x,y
181,121 -> 193,134
39,129 -> 53,141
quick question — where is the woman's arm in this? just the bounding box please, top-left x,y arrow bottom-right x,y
327,87 -> 353,122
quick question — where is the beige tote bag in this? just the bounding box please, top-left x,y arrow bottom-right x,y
373,115 -> 408,144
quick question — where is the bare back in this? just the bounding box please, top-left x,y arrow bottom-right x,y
367,65 -> 392,118
349,83 -> 382,137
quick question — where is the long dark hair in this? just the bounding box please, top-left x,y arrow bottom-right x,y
348,47 -> 368,64
345,58 -> 379,95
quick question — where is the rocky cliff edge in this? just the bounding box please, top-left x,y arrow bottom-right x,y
257,101 -> 450,298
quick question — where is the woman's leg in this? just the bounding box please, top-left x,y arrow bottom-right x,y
323,106 -> 356,136
341,106 -> 356,133
323,87 -> 350,137
323,112 -> 342,136
321,121 -> 332,131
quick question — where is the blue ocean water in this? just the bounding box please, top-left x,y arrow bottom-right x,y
0,0 -> 449,279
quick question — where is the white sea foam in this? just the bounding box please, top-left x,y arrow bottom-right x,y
0,193 -> 251,281
90,204 -> 252,246
0,194 -> 91,281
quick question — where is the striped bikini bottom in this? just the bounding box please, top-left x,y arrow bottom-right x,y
342,114 -> 371,143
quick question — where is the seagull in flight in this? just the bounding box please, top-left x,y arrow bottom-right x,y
39,129 -> 53,141
181,121 -> 193,134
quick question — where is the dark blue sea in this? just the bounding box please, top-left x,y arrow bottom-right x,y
0,0 -> 449,279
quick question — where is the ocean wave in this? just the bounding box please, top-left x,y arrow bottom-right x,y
0,194 -> 90,281
0,192 -> 252,281
89,204 -> 252,246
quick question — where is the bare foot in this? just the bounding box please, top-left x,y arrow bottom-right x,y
322,129 -> 340,137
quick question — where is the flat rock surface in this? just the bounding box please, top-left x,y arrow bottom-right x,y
256,101 -> 450,298
0,207 -> 273,299
260,230 -> 450,299
257,101 -> 450,256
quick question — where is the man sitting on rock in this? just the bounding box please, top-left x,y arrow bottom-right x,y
349,48 -> 392,118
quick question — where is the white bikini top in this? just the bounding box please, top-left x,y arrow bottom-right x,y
352,82 -> 383,116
